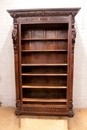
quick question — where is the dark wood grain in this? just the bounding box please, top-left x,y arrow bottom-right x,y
7,8 -> 80,116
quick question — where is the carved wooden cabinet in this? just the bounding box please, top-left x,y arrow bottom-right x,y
7,8 -> 80,117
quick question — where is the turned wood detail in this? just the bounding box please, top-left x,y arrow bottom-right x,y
12,24 -> 18,54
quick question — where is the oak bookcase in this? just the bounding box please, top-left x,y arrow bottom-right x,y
7,8 -> 80,117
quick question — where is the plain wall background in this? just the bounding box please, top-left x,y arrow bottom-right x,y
0,0 -> 87,108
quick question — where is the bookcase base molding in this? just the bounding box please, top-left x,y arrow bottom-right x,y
7,8 -> 80,117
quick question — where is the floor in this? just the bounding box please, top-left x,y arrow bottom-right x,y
0,107 -> 87,130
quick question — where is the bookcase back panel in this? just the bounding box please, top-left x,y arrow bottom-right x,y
22,52 -> 67,64
21,41 -> 68,50
23,88 -> 66,99
22,76 -> 67,86
23,102 -> 66,105
22,29 -> 68,39
22,66 -> 67,74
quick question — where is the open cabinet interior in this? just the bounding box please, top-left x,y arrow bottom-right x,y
7,8 -> 80,116
21,23 -> 68,107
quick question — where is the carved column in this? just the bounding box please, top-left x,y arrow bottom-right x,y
68,14 -> 76,117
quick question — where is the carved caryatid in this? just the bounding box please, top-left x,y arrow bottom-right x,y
12,25 -> 17,41
71,14 -> 76,54
72,26 -> 76,43
12,24 -> 18,54
72,28 -> 76,41
72,28 -> 76,53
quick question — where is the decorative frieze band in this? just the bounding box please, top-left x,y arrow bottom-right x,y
16,16 -> 68,23
9,10 -> 79,18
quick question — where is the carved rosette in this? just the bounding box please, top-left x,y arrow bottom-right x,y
12,24 -> 18,54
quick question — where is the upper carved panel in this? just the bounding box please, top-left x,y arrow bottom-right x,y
16,16 -> 68,23
7,8 -> 80,18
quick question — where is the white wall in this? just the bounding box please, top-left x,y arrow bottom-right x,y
0,0 -> 87,108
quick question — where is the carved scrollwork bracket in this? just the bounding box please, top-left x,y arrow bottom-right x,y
15,100 -> 20,115
12,24 -> 18,54
68,100 -> 74,117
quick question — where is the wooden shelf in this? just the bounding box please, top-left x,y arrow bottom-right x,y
22,85 -> 67,89
23,102 -> 66,106
21,50 -> 67,52
21,64 -> 68,66
23,98 -> 67,102
22,73 -> 67,76
21,38 -> 68,41
23,104 -> 66,108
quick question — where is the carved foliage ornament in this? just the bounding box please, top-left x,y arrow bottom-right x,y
71,14 -> 76,53
12,24 -> 18,54
12,24 -> 17,42
72,28 -> 76,42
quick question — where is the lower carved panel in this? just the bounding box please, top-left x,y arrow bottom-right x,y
23,104 -> 66,114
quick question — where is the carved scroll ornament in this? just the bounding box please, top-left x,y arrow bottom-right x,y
72,28 -> 76,42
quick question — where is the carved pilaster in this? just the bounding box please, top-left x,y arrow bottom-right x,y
12,24 -> 20,110
69,14 -> 76,117
12,24 -> 18,54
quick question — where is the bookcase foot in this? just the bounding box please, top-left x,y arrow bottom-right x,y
68,109 -> 74,117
